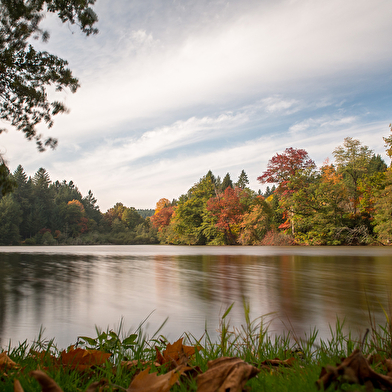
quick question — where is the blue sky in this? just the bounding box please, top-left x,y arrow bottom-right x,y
2,0 -> 392,211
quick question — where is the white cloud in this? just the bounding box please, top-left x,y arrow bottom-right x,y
2,0 -> 392,211
27,0 -> 392,144
289,116 -> 358,134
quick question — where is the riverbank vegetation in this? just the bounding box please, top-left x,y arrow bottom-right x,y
151,130 -> 392,246
2,308 -> 392,391
1,129 -> 392,246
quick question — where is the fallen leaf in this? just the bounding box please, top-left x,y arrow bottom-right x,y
30,370 -> 64,392
0,351 -> 18,370
14,379 -> 24,392
316,348 -> 392,391
29,350 -> 57,364
196,357 -> 260,392
121,359 -> 161,370
156,338 -> 200,368
85,379 -> 108,392
127,366 -> 186,392
261,357 -> 296,367
59,347 -> 111,371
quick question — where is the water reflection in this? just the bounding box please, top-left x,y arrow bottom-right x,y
1,246 -> 392,349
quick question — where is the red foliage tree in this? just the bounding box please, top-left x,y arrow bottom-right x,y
206,187 -> 245,244
257,147 -> 316,191
150,206 -> 174,231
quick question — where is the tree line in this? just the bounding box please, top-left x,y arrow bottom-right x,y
150,130 -> 392,246
2,130 -> 391,246
0,166 -> 157,245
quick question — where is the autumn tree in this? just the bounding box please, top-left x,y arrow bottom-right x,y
238,196 -> 272,245
60,199 -> 87,236
169,172 -> 216,244
373,169 -> 392,244
154,198 -> 171,215
372,128 -> 392,243
258,147 -> 316,234
383,124 -> 392,162
151,198 -> 174,231
257,147 -> 316,191
332,137 -> 373,214
286,163 -> 350,244
104,202 -> 127,226
206,186 -> 246,244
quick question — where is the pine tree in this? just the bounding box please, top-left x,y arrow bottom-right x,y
235,170 -> 249,189
221,173 -> 233,191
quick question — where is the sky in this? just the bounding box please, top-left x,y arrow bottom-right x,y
1,0 -> 392,211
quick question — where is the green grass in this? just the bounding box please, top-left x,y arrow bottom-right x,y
2,306 -> 392,392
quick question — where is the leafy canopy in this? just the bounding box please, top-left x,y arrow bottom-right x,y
0,0 -> 98,151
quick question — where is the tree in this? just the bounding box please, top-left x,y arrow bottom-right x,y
368,154 -> 387,174
285,164 -> 349,244
60,199 -> 87,236
235,169 -> 249,189
206,187 -> 246,244
0,0 -> 98,191
0,158 -> 16,195
11,164 -> 33,238
150,204 -> 174,231
169,173 -> 216,244
122,207 -> 143,230
238,196 -> 272,245
257,147 -> 316,191
373,169 -> 392,244
154,198 -> 171,215
221,173 -> 233,191
31,167 -> 54,232
332,137 -> 373,214
383,124 -> 392,162
0,193 -> 22,244
258,147 -> 316,234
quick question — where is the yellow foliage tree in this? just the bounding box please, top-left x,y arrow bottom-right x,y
154,198 -> 171,215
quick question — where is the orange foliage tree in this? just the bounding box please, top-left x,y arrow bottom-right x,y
206,187 -> 246,244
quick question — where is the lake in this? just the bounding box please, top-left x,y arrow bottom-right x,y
1,245 -> 392,349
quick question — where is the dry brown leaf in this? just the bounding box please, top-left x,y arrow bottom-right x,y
155,338 -> 200,368
85,379 -> 108,392
0,351 -> 18,370
59,347 -> 111,371
261,357 -> 296,367
127,366 -> 186,392
29,350 -> 57,365
30,370 -> 64,392
14,379 -> 24,392
196,357 -> 260,392
316,348 -> 392,391
121,360 -> 161,370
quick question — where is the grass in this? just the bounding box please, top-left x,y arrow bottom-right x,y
2,305 -> 392,392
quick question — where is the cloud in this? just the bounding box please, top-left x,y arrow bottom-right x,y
29,0 -> 392,143
289,116 -> 358,134
2,0 -> 391,211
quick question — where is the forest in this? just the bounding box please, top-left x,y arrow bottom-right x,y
0,167 -> 157,245
150,132 -> 392,246
1,131 -> 392,246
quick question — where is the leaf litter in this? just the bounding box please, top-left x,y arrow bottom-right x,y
6,330 -> 392,392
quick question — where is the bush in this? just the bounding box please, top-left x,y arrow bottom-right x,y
259,230 -> 295,246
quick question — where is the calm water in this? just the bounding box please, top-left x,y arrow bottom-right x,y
1,245 -> 392,349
